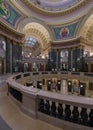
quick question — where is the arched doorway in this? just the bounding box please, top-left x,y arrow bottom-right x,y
23,22 -> 51,51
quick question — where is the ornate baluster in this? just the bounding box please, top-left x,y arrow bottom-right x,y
45,100 -> 50,115
89,109 -> 93,127
57,103 -> 63,119
80,108 -> 88,125
72,106 -> 79,123
38,99 -> 45,113
65,105 -> 71,121
51,101 -> 56,117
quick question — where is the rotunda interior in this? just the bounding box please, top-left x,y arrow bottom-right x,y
0,0 -> 93,130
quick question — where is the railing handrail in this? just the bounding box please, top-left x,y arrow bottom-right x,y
7,72 -> 93,109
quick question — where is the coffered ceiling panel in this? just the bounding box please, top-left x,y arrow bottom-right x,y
23,23 -> 51,50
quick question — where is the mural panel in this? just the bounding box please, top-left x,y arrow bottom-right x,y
35,0 -> 81,11
0,0 -> 20,26
53,22 -> 79,40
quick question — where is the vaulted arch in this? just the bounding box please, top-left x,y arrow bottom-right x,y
78,13 -> 93,46
23,22 -> 51,51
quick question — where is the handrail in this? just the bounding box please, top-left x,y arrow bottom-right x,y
7,72 -> 93,129
7,73 -> 93,107
14,71 -> 93,83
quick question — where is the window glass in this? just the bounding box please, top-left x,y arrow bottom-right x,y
25,37 -> 37,47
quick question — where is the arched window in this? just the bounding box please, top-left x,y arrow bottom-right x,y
25,37 -> 37,47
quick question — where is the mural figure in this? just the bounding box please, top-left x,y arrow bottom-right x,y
60,27 -> 69,38
54,22 -> 78,40
0,0 -> 9,18
0,0 -> 20,26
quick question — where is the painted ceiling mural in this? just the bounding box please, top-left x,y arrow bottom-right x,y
35,0 -> 82,11
0,0 -> 20,26
53,22 -> 79,40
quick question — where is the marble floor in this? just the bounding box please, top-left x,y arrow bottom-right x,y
0,89 -> 63,130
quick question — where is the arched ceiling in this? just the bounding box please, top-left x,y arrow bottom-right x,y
23,23 -> 51,51
9,0 -> 92,24
80,14 -> 93,45
1,0 -> 93,47
87,25 -> 93,41
35,0 -> 80,9
19,0 -> 89,15
22,0 -> 83,12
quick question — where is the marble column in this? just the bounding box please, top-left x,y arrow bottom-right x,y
56,50 -> 58,71
68,48 -> 71,71
71,48 -> 73,71
10,42 -> 13,73
3,58 -> 6,74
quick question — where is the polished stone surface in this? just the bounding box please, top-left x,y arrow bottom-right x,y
0,89 -> 62,130
0,116 -> 12,130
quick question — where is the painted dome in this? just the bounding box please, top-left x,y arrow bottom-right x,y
19,0 -> 89,17
34,0 -> 82,11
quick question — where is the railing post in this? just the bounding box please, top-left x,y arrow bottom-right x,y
21,91 -> 38,119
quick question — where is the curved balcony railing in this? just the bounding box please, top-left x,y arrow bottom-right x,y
13,71 -> 93,82
7,72 -> 93,130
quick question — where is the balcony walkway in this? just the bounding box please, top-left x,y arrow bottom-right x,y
0,88 -> 62,130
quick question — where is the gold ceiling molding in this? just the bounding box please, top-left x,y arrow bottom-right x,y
80,14 -> 93,45
24,29 -> 48,45
20,0 -> 89,17
80,37 -> 93,46
86,24 -> 93,41
23,23 -> 51,50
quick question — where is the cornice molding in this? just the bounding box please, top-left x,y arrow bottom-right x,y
80,37 -> 93,46
51,37 -> 80,44
51,36 -> 93,49
10,0 -> 92,25
0,21 -> 25,43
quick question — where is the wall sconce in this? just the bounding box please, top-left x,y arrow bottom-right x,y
80,84 -> 83,88
58,82 -> 61,84
68,82 -> 71,85
48,81 -> 51,84
39,83 -> 42,86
